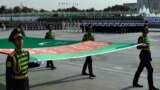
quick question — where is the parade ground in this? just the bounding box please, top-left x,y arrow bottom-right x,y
0,29 -> 160,90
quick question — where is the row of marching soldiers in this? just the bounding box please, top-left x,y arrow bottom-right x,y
1,20 -> 146,33
1,21 -> 81,31
81,22 -> 146,33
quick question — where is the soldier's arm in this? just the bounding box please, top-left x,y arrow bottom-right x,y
44,32 -> 48,39
6,55 -> 13,90
92,34 -> 95,41
137,36 -> 146,49
27,51 -> 40,68
53,32 -> 55,40
82,34 -> 86,41
27,51 -> 30,62
22,30 -> 26,36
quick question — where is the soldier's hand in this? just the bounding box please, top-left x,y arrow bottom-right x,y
142,43 -> 147,47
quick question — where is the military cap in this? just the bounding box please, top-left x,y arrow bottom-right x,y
46,23 -> 52,29
8,29 -> 23,42
143,23 -> 148,27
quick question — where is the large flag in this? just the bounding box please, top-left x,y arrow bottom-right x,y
0,37 -> 139,61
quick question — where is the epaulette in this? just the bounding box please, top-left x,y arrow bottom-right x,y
22,49 -> 28,52
22,49 -> 29,54
9,51 -> 16,57
21,49 -> 25,51
16,28 -> 20,32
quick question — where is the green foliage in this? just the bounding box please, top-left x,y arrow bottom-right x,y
104,5 -> 130,11
22,6 -> 32,13
13,6 -> 21,13
0,4 -> 131,14
0,5 -> 6,14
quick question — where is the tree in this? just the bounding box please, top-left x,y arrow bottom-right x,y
65,6 -> 78,12
22,6 -> 32,13
0,5 -> 6,14
104,5 -> 130,11
13,6 -> 21,13
6,8 -> 12,14
40,9 -> 47,12
86,8 -> 95,12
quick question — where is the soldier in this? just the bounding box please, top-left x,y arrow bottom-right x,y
132,24 -> 159,90
6,30 -> 29,90
2,23 -> 7,31
45,24 -> 56,70
82,24 -> 96,78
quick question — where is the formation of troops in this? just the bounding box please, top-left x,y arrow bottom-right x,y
0,16 -> 147,34
81,20 -> 146,33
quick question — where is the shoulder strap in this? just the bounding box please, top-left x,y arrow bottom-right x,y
10,51 -> 16,57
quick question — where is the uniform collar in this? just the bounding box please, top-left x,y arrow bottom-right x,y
15,49 -> 23,53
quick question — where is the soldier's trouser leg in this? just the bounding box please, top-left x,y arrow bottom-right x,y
46,61 -> 50,67
87,56 -> 93,75
82,57 -> 89,73
48,60 -> 54,68
145,61 -> 154,89
13,77 -> 29,90
133,61 -> 145,84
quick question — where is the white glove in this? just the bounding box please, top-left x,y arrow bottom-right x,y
142,43 -> 147,47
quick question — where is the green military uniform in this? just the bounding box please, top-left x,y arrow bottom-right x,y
6,49 -> 30,90
6,29 -> 29,90
82,33 -> 95,41
45,31 -> 56,69
45,32 -> 55,39
82,33 -> 96,77
138,35 -> 151,61
133,29 -> 159,90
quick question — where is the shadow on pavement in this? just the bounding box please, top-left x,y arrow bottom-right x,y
120,86 -> 134,90
0,83 -> 6,90
30,74 -> 90,89
29,67 -> 52,72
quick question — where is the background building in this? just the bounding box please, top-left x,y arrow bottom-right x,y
123,3 -> 137,11
137,0 -> 160,13
149,0 -> 160,12
137,0 -> 149,9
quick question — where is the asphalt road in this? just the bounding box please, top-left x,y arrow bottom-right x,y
0,29 -> 160,90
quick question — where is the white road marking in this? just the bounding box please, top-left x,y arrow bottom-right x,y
114,66 -> 123,70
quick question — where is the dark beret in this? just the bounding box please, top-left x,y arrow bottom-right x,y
8,29 -> 23,42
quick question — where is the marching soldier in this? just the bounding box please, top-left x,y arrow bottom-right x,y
133,24 -> 159,90
82,24 -> 96,78
45,24 -> 56,70
6,29 -> 29,90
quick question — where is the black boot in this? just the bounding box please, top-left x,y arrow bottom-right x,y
149,86 -> 159,90
133,83 -> 143,87
82,72 -> 89,75
90,74 -> 96,77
